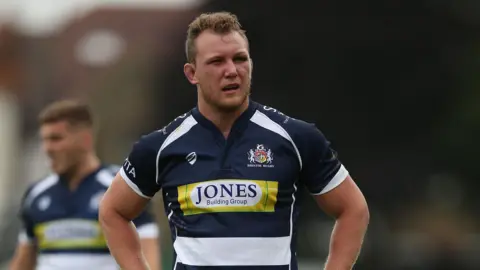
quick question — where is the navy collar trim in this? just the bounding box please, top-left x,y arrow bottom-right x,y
191,100 -> 258,136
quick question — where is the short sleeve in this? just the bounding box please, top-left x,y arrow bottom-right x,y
300,125 -> 349,195
120,136 -> 161,198
18,190 -> 36,244
132,203 -> 159,239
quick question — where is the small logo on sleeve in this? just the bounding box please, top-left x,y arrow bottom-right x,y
247,144 -> 274,168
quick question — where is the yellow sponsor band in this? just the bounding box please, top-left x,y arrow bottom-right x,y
178,179 -> 278,216
34,219 -> 107,249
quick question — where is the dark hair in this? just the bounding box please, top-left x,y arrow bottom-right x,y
38,100 -> 93,127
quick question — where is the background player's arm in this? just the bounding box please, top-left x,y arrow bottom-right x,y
99,136 -> 161,270
9,206 -> 37,270
299,125 -> 369,270
134,205 -> 162,270
9,242 -> 36,270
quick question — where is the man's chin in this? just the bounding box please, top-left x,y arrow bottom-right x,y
216,96 -> 249,112
50,164 -> 64,174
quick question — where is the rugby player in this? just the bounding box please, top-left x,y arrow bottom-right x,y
99,12 -> 369,270
9,100 -> 161,270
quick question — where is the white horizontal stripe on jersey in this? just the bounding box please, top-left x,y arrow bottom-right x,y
37,254 -> 118,270
137,223 -> 159,238
174,236 -> 291,266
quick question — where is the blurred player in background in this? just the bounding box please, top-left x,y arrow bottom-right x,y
8,100 -> 161,270
99,11 -> 369,270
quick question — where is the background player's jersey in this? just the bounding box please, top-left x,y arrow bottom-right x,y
120,101 -> 349,270
18,164 -> 159,270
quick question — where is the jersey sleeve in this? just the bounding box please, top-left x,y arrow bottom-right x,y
119,135 -> 161,198
299,124 -> 349,195
132,203 -> 159,239
18,189 -> 36,244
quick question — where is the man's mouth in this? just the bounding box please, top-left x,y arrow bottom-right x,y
222,83 -> 240,91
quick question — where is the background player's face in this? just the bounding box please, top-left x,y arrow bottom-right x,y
40,121 -> 88,175
185,30 -> 252,112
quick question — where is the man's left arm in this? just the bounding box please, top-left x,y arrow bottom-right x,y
133,205 -> 161,270
299,125 -> 369,270
314,176 -> 369,270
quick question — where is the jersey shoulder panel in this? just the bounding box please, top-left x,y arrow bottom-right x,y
154,111 -> 198,155
252,104 -> 327,170
255,104 -> 347,194
95,165 -> 121,188
22,174 -> 59,209
141,110 -> 195,154
254,103 -> 318,137
120,110 -> 197,197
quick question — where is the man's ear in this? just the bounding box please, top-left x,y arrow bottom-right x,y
184,63 -> 198,85
250,58 -> 253,72
73,127 -> 93,149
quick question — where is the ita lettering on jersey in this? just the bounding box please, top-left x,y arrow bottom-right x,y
178,180 -> 278,216
123,159 -> 136,179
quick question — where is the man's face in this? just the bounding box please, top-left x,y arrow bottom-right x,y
185,30 -> 252,112
40,121 -> 86,174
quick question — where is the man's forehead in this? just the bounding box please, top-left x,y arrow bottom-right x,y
195,30 -> 248,57
40,121 -> 71,133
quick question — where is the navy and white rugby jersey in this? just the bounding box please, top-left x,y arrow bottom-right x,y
18,164 -> 159,270
120,100 -> 349,270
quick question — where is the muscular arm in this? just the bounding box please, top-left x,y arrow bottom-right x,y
9,243 -> 36,270
315,176 -> 369,270
140,237 -> 161,270
99,173 -> 152,270
292,121 -> 369,269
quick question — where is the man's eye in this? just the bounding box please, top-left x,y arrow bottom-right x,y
235,57 -> 248,62
209,59 -> 222,64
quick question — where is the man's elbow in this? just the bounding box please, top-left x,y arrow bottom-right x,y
98,198 -> 117,228
347,202 -> 370,227
358,204 -> 370,226
98,197 -> 134,229
336,199 -> 370,226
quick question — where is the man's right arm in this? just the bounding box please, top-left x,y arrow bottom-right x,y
9,242 -> 36,270
9,194 -> 37,270
99,174 -> 152,270
99,134 -> 162,270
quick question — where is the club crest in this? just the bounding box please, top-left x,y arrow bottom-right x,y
247,144 -> 274,168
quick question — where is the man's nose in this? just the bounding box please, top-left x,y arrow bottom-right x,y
224,60 -> 238,78
43,142 -> 55,155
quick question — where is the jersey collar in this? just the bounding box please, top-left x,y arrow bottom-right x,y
192,99 -> 258,138
58,164 -> 104,190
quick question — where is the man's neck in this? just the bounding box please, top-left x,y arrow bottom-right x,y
199,99 -> 249,138
66,154 -> 101,191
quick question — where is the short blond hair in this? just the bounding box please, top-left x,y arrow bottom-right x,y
38,100 -> 93,127
185,11 -> 248,63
